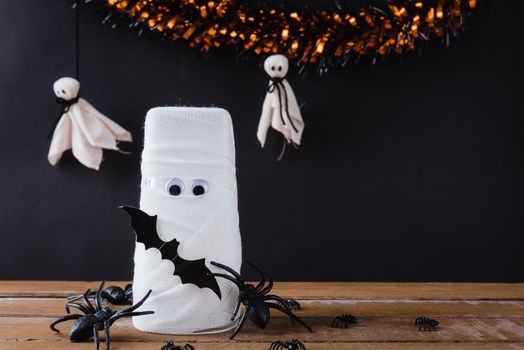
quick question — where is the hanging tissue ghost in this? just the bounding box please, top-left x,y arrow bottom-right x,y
47,77 -> 132,170
257,54 -> 305,159
122,107 -> 242,334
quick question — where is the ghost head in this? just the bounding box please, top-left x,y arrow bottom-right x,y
133,107 -> 242,334
53,77 -> 80,100
264,54 -> 289,79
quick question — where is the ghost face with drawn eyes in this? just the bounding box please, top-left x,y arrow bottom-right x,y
264,54 -> 289,79
53,77 -> 80,100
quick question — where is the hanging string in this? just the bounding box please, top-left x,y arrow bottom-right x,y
75,0 -> 80,80
47,1 -> 81,140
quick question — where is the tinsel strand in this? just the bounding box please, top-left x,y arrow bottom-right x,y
87,0 -> 486,75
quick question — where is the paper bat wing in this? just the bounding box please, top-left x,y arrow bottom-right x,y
120,205 -> 222,299
120,206 -> 164,249
175,256 -> 222,298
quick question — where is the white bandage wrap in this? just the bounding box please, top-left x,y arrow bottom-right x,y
132,107 -> 242,334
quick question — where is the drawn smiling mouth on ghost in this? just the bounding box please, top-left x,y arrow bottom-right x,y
120,205 -> 222,299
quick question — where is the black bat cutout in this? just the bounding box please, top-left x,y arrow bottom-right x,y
120,205 -> 222,299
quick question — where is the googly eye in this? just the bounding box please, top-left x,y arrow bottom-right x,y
165,177 -> 184,196
271,66 -> 275,71
61,89 -> 66,94
191,179 -> 209,196
278,66 -> 282,71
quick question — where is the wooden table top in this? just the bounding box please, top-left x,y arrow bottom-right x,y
1,281 -> 523,350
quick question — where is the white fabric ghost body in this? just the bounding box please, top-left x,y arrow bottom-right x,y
257,54 -> 305,147
133,107 -> 242,334
48,77 -> 132,170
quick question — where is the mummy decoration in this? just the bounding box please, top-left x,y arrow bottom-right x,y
47,77 -> 132,170
257,54 -> 305,160
128,107 -> 242,334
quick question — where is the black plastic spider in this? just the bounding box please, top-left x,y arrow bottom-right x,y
160,341 -> 195,350
269,338 -> 306,350
331,314 -> 358,328
50,281 -> 154,350
415,316 -> 439,331
68,283 -> 133,305
210,261 -> 312,339
278,298 -> 302,311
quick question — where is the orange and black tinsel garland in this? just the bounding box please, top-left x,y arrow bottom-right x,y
89,0 -> 486,75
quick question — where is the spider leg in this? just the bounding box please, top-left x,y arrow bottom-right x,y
93,324 -> 100,350
212,273 -> 243,289
95,281 -> 105,311
104,320 -> 111,350
264,295 -> 288,306
109,310 -> 153,326
68,290 -> 96,302
263,296 -> 294,324
280,299 -> 301,311
65,302 -> 90,315
250,264 -> 267,293
113,311 -> 154,319
210,261 -> 245,283
67,294 -> 81,302
50,314 -> 82,332
83,289 -> 96,314
229,307 -> 248,340
253,274 -> 266,293
120,289 -> 152,313
246,262 -> 272,294
269,340 -> 281,350
298,340 -> 306,349
231,298 -> 242,321
267,303 -> 312,332
259,273 -> 273,295
293,300 -> 302,311
185,344 -> 195,350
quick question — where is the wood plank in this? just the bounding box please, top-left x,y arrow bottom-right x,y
1,316 -> 524,343
0,281 -> 122,298
1,298 -> 524,318
2,281 -> 523,348
1,341 -> 524,350
1,281 -> 524,300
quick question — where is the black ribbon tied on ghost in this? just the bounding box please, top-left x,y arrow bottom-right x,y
46,95 -> 80,140
268,78 -> 299,134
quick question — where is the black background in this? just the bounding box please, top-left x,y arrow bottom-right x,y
0,1 -> 522,282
